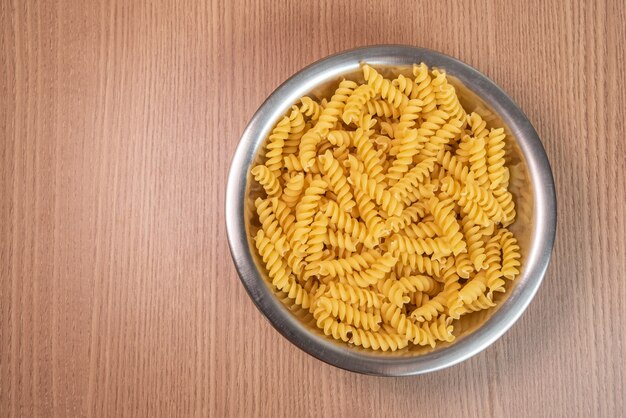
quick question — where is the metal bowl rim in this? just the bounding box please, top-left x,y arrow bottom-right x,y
225,45 -> 556,376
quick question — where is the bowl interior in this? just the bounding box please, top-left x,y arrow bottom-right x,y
243,63 -> 534,357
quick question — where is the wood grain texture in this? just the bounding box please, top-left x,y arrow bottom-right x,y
1,0 -> 624,416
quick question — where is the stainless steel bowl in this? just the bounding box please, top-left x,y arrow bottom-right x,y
225,45 -> 556,376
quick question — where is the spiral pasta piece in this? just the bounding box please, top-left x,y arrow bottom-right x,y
318,150 -> 356,213
349,327 -> 409,351
461,216 -> 487,270
420,118 -> 463,160
342,84 -> 376,125
437,148 -> 471,183
255,198 -> 289,255
381,302 -> 434,345
351,130 -> 386,184
377,275 -> 410,308
309,250 -> 378,278
461,198 -> 493,228
366,99 -> 401,118
422,315 -> 455,343
327,130 -> 353,147
293,179 -> 327,245
270,197 -> 295,241
459,271 -> 488,304
317,296 -> 382,331
499,229 -> 521,280
316,80 -> 357,134
343,252 -> 397,288
374,135 -> 392,152
428,196 -> 466,256
392,73 -> 419,99
438,175 -> 494,228
354,112 -> 377,132
308,283 -> 328,308
379,121 -> 396,138
493,186 -> 516,226
397,98 -> 424,131
353,188 -> 388,246
402,221 -> 441,240
362,64 -> 409,109
431,69 -> 466,125
322,200 -> 369,244
385,202 -> 427,233
349,169 -> 403,217
282,276 -> 311,309
389,233 -> 452,260
312,307 -> 354,342
255,230 -> 293,291
283,154 -> 305,172
304,212 -> 328,264
397,182 -> 437,207
396,253 -> 444,278
398,275 -> 440,295
299,80 -> 357,169
464,178 -> 505,223
282,173 -> 305,208
409,293 -> 446,322
467,112 -> 489,140
324,228 -> 358,252
324,281 -> 383,308
454,252 -> 473,279
438,265 -> 463,318
263,115 -> 290,177
483,235 -> 505,294
303,276 -> 320,293
284,106 -> 306,155
457,136 -> 489,187
412,63 -> 437,114
386,127 -> 428,184
458,292 -> 496,314
389,157 -> 436,200
300,96 -> 323,121
486,128 -> 507,189
251,164 -> 282,197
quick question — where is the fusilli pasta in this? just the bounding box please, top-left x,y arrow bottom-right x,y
248,63 -> 522,352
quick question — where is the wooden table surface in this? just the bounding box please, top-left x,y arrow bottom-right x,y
2,0 -> 625,416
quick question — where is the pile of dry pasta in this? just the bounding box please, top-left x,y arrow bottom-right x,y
250,63 -> 521,352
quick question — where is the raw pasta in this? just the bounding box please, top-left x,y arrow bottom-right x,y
249,63 -> 521,352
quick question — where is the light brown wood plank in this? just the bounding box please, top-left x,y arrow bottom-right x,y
1,0 -> 624,416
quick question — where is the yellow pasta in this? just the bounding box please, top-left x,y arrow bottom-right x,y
319,150 -> 355,213
349,326 -> 409,351
457,135 -> 489,187
281,172 -> 305,208
249,63 -> 522,352
255,198 -> 290,255
251,164 -> 282,197
299,80 -> 357,170
342,84 -> 376,125
349,168 -> 403,217
366,99 -> 401,119
499,229 -> 521,280
317,296 -> 382,331
324,281 -> 383,308
284,106 -> 306,155
362,65 -> 409,109
486,128 -> 507,189
484,234 -> 505,294
431,69 -> 466,125
300,96 -> 323,121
